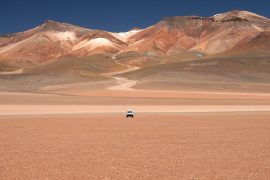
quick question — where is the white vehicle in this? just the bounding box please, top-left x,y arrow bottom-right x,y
126,109 -> 134,118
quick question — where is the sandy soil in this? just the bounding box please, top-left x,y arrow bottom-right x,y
1,90 -> 270,106
0,113 -> 270,179
1,66 -> 270,179
106,77 -> 138,91
0,68 -> 24,75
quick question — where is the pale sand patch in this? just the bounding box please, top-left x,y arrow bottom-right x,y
106,77 -> 138,91
103,67 -> 140,76
0,68 -> 24,75
1,105 -> 270,115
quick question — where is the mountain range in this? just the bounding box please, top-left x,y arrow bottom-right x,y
1,10 -> 270,92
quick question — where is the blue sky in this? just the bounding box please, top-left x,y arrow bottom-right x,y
0,0 -> 269,34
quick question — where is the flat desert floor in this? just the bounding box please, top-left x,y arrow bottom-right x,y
1,113 -> 270,179
0,88 -> 270,179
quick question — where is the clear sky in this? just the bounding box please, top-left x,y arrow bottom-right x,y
0,0 -> 269,34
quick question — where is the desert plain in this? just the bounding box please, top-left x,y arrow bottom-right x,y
1,83 -> 270,179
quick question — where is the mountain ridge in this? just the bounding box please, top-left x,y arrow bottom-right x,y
0,10 -> 270,68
